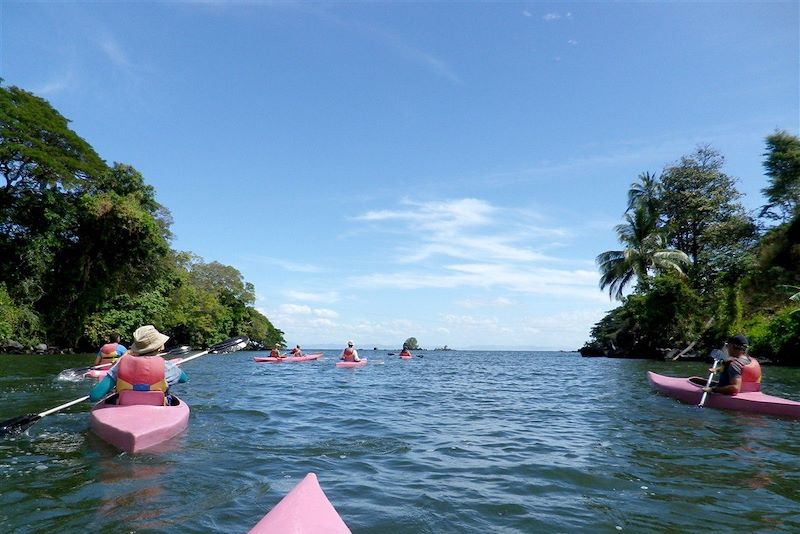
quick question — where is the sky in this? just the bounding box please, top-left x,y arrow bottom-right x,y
1,1 -> 798,350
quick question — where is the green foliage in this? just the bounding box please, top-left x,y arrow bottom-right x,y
761,130 -> 800,221
747,308 -> 800,365
589,274 -> 701,357
0,84 -> 285,352
403,337 -> 419,350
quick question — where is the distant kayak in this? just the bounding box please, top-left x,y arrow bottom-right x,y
647,371 -> 800,418
249,472 -> 351,533
254,353 -> 323,363
399,353 -> 412,359
90,393 -> 190,453
336,359 -> 367,368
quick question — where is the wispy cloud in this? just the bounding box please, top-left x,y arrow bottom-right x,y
543,12 -> 573,22
244,255 -> 324,273
284,290 -> 340,303
457,297 -> 515,309
349,197 -> 602,300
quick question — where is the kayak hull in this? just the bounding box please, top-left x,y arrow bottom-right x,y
400,355 -> 412,360
249,473 -> 351,534
336,359 -> 367,368
90,394 -> 190,453
647,371 -> 800,418
254,353 -> 322,363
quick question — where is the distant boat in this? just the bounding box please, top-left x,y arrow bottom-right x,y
434,345 -> 453,351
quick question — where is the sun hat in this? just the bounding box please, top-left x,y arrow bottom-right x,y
131,325 -> 169,355
347,340 -> 354,347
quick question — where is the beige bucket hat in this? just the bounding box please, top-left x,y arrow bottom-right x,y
131,325 -> 169,355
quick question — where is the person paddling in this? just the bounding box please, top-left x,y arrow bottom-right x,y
690,334 -> 761,395
89,325 -> 187,405
270,343 -> 287,359
290,345 -> 303,357
94,333 -> 127,366
399,348 -> 412,357
341,340 -> 360,362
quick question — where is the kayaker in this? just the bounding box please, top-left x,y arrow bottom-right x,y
693,334 -> 762,395
271,343 -> 287,359
341,340 -> 360,362
94,333 -> 127,366
89,325 -> 187,403
399,348 -> 412,357
290,345 -> 303,357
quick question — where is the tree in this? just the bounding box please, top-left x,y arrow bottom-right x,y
626,171 -> 661,216
760,130 -> 800,222
659,145 -> 756,291
597,206 -> 689,300
403,337 -> 419,350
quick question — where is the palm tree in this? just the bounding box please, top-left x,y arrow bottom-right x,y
627,171 -> 661,215
597,207 -> 690,300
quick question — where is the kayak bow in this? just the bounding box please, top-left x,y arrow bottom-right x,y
249,473 -> 351,533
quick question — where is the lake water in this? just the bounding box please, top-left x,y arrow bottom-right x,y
1,350 -> 799,533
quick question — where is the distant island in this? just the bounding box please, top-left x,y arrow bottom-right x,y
434,345 -> 454,351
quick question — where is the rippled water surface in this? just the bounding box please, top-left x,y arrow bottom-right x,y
1,350 -> 799,533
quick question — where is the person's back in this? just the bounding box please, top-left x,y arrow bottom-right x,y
90,325 -> 186,404
95,333 -> 127,366
341,340 -> 359,362
271,345 -> 285,358
291,345 -> 303,357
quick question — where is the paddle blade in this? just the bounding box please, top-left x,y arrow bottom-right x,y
209,336 -> 249,354
709,349 -> 725,360
0,414 -> 41,437
166,345 -> 192,356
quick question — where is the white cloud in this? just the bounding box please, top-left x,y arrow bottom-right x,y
244,255 -> 323,273
523,10 -> 532,17
543,13 -> 561,21
284,290 -> 340,303
457,297 -> 515,309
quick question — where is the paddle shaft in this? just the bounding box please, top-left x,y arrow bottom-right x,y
699,358 -> 722,407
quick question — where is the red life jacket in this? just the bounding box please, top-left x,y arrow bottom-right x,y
270,349 -> 281,358
116,355 -> 168,406
99,342 -> 120,362
739,357 -> 762,392
342,347 -> 356,361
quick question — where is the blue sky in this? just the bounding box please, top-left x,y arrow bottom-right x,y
1,2 -> 798,350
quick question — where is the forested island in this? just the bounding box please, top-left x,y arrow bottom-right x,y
0,83 -> 286,353
582,133 -> 800,365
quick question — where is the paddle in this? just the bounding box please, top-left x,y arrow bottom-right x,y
1,336 -> 249,437
63,345 -> 193,376
699,349 -> 725,407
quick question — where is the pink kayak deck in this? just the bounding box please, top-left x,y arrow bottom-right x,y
254,353 -> 323,363
90,395 -> 190,453
85,358 -> 183,379
647,371 -> 800,418
336,359 -> 367,368
249,473 -> 351,534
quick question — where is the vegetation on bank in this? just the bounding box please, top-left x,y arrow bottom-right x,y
0,83 -> 285,352
583,132 -> 800,364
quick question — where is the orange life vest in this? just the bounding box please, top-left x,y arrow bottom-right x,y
99,342 -> 121,362
270,349 -> 281,358
739,357 -> 762,392
342,347 -> 356,361
116,355 -> 168,406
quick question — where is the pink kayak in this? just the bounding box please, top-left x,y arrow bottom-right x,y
336,359 -> 367,368
254,353 -> 323,363
647,371 -> 800,418
399,354 -> 412,359
90,393 -> 190,453
249,473 -> 351,533
86,358 -> 183,379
